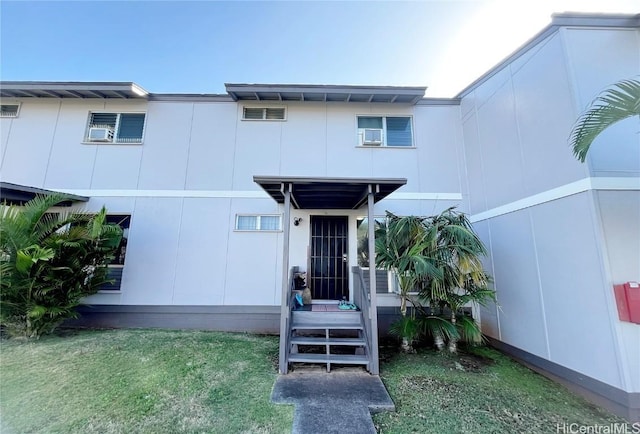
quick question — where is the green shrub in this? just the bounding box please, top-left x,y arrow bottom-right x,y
0,194 -> 122,338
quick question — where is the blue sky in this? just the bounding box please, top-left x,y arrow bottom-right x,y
1,1 -> 637,97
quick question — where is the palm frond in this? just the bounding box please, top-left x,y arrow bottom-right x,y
389,316 -> 422,341
456,314 -> 484,345
420,315 -> 459,341
570,78 -> 640,162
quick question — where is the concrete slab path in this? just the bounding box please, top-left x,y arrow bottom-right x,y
271,369 -> 395,434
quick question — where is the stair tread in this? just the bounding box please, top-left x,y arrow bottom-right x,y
290,337 -> 366,346
288,353 -> 369,364
291,322 -> 363,330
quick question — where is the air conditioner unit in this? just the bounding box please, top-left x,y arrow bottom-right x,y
88,127 -> 114,142
362,128 -> 383,146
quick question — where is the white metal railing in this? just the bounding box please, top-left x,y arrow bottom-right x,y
352,266 -> 378,374
279,266 -> 298,374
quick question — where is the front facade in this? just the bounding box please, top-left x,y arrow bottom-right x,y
0,13 -> 638,420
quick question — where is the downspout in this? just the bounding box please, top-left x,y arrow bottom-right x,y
367,184 -> 380,375
278,182 -> 292,374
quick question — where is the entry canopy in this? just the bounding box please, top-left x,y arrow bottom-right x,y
0,182 -> 89,206
253,176 -> 407,210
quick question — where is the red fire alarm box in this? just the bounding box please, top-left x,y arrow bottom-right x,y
614,282 -> 640,324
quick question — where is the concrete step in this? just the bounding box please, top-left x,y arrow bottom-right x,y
291,323 -> 363,331
290,336 -> 366,346
292,310 -> 361,322
288,353 -> 369,365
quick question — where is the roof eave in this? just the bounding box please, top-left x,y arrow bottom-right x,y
226,83 -> 426,105
0,81 -> 149,99
0,182 -> 90,206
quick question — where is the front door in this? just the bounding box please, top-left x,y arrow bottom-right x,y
309,216 -> 349,300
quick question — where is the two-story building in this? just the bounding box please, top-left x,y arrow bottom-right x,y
1,12 -> 638,421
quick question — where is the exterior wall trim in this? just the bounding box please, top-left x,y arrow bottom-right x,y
69,305 -> 282,333
52,189 -> 463,201
470,177 -> 640,223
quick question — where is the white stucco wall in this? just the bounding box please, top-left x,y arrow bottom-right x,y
0,96 -> 463,308
461,25 -> 640,392
595,190 -> 640,393
562,27 -> 640,178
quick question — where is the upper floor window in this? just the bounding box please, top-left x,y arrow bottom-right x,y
85,112 -> 146,144
0,104 -> 20,118
243,107 -> 286,121
357,116 -> 413,147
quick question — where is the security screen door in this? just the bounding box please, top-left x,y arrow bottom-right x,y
309,216 -> 349,300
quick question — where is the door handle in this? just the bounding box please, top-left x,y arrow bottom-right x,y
342,253 -> 348,263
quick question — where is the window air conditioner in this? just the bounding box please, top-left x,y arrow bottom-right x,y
362,128 -> 383,146
88,127 -> 114,142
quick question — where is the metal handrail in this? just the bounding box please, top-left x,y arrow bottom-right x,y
352,266 -> 378,374
280,266 -> 298,374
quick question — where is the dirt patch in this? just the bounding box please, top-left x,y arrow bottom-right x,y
449,352 -> 495,372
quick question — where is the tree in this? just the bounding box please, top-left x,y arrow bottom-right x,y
0,194 -> 122,338
375,213 -> 441,352
569,78 -> 640,162
419,208 -> 494,353
376,208 -> 494,353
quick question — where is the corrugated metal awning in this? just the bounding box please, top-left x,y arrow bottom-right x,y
227,84 -> 426,105
253,176 -> 407,210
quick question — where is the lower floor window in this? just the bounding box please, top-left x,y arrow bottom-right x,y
235,214 -> 281,231
357,216 -> 396,294
100,215 -> 131,291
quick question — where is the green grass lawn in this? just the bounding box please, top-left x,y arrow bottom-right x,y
372,344 -> 626,434
0,329 -> 292,434
1,330 -> 626,434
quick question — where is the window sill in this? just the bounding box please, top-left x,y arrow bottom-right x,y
241,119 -> 287,122
355,146 -> 416,149
97,290 -> 122,294
234,230 -> 283,233
81,141 -> 144,146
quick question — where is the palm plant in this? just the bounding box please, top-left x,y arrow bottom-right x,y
569,78 -> 640,162
0,194 -> 122,338
375,213 -> 441,351
419,207 -> 494,353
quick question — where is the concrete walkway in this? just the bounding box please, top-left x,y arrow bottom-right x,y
271,369 -> 395,434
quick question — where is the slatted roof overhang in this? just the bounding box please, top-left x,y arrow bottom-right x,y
0,182 -> 89,206
254,176 -> 407,210
0,81 -> 149,99
226,84 -> 426,104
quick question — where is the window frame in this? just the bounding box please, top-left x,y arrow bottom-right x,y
84,111 -> 146,144
98,214 -> 131,293
241,106 -> 287,121
356,115 -> 415,148
234,214 -> 283,232
356,216 -> 409,295
0,103 -> 21,118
